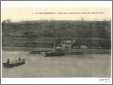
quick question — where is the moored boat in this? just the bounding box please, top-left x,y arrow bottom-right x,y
3,58 -> 25,68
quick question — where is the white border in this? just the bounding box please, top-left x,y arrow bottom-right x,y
1,1 -> 112,7
1,3 -> 3,82
1,78 -> 112,84
1,1 -> 112,84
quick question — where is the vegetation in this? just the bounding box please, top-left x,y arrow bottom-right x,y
2,20 -> 111,49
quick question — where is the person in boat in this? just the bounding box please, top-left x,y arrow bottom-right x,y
18,57 -> 25,63
18,57 -> 21,62
6,58 -> 10,64
22,58 -> 25,63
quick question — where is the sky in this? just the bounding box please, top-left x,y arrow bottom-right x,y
1,1 -> 112,22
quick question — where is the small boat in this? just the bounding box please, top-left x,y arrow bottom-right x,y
3,58 -> 25,68
71,51 -> 83,55
44,50 -> 65,57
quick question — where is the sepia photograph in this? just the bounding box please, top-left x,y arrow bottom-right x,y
1,1 -> 112,84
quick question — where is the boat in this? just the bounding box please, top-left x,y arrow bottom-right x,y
3,58 -> 25,68
44,49 -> 65,57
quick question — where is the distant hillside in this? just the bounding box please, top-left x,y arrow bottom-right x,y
2,20 -> 111,49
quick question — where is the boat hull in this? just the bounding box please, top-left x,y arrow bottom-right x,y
3,62 -> 25,68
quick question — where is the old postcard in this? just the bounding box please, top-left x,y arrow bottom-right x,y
1,1 -> 112,84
